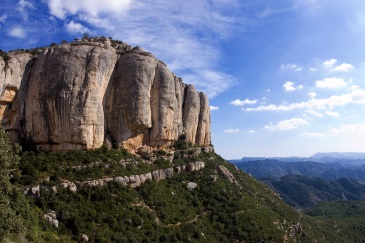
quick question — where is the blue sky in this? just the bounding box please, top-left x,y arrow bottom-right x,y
1,0 -> 365,159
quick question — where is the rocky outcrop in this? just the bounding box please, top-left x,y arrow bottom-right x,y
0,39 -> 211,151
217,165 -> 240,186
28,161 -> 206,193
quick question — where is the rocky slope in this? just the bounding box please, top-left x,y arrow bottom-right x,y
0,37 -> 210,151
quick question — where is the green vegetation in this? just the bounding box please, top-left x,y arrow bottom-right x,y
305,201 -> 365,242
1,126 -> 362,242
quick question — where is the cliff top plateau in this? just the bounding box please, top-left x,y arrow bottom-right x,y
0,36 -> 211,152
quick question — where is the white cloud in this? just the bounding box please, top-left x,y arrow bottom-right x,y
322,59 -> 337,68
307,92 -> 317,98
306,109 -> 323,117
247,130 -> 256,134
17,0 -> 35,20
280,63 -> 302,71
210,106 -> 219,111
65,20 -> 90,34
8,27 -> 26,38
224,128 -> 240,134
299,132 -> 325,137
283,81 -> 304,91
309,68 -> 317,71
283,81 -> 296,91
332,63 -> 354,72
244,88 -> 365,112
315,77 -> 347,89
47,0 -> 133,19
0,14 -> 7,23
230,98 -> 257,106
264,117 -> 309,131
325,111 -> 339,117
329,124 -> 365,135
322,59 -> 354,72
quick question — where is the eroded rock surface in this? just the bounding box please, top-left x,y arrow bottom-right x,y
0,39 -> 211,151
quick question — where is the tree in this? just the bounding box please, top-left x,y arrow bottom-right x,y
0,126 -> 23,238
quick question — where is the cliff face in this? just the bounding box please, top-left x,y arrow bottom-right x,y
0,38 -> 211,151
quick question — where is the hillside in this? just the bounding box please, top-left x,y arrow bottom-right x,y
263,174 -> 365,208
0,131 -> 347,242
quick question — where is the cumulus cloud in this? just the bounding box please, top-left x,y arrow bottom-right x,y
322,59 -> 354,72
315,77 -> 347,89
244,88 -> 365,112
283,81 -> 303,91
210,106 -> 219,111
280,63 -> 302,71
224,128 -> 240,134
65,20 -> 90,34
325,111 -> 339,117
283,81 -> 296,91
8,27 -> 26,38
299,132 -> 325,137
230,98 -> 257,106
247,130 -> 256,134
332,63 -> 354,72
264,117 -> 309,131
322,59 -> 337,68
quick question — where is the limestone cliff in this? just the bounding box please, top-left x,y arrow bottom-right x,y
0,38 -> 211,151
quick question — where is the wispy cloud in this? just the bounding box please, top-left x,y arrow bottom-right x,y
299,132 -> 325,138
244,87 -> 365,112
280,63 -> 302,71
329,124 -> 365,135
46,0 -> 242,97
230,98 -> 257,106
264,117 -> 309,131
224,128 -> 240,134
315,77 -> 347,89
17,0 -> 35,20
247,130 -> 256,134
0,14 -> 7,23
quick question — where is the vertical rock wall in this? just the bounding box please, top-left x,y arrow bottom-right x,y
0,40 -> 211,151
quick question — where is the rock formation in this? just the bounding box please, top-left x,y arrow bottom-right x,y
0,38 -> 211,151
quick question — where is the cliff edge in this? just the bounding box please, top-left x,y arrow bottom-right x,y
0,37 -> 210,151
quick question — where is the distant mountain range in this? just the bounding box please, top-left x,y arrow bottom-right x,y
231,152 -> 365,209
232,159 -> 365,181
230,152 -> 365,165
